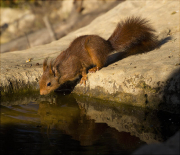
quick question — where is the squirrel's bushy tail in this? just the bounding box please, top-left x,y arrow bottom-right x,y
108,17 -> 158,56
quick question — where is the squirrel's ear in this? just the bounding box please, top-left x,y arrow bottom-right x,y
49,60 -> 54,75
54,68 -> 60,81
43,58 -> 48,72
52,67 -> 56,75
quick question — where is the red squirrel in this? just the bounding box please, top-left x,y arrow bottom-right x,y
39,17 -> 158,95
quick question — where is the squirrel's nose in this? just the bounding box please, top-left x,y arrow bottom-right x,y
40,90 -> 46,95
40,91 -> 44,95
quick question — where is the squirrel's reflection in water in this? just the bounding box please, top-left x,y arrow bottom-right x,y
38,93 -> 146,149
38,94 -> 108,146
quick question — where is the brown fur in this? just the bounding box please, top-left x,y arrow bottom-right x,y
39,17 -> 159,95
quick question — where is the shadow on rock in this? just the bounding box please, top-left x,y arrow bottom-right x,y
106,36 -> 172,67
158,68 -> 180,113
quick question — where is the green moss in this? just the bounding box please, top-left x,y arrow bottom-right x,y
136,81 -> 159,93
1,80 -> 39,96
1,81 -> 41,104
1,90 -> 40,104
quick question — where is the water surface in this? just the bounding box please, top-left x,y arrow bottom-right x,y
1,92 -> 180,155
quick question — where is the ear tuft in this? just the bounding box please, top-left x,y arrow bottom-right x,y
49,60 -> 54,75
43,57 -> 48,72
54,68 -> 60,81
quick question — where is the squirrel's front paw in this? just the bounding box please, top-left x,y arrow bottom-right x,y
80,76 -> 87,86
88,67 -> 99,73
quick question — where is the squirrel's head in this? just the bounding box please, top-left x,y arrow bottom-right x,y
39,58 -> 60,95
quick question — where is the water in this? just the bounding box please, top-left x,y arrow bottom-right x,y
1,92 -> 180,155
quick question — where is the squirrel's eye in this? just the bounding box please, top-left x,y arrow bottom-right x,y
47,82 -> 51,86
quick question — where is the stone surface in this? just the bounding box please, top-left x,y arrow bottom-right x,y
1,1 -> 180,113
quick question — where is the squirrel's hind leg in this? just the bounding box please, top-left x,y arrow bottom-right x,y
84,36 -> 108,73
86,48 -> 106,73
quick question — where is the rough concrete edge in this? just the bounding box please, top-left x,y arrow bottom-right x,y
73,67 -> 180,114
1,68 -> 42,96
